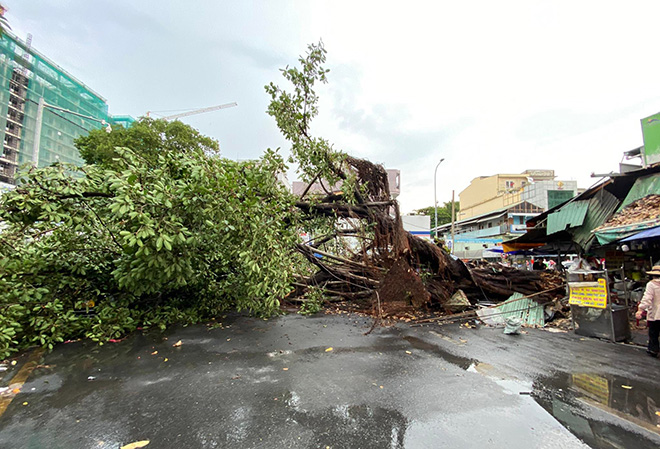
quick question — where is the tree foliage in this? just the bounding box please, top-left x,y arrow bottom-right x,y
76,117 -> 220,168
0,40 -> 462,359
0,118 -> 302,358
415,201 -> 460,232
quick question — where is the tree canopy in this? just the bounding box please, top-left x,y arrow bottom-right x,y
76,117 -> 220,168
415,201 -> 460,232
0,41 -> 524,359
0,118 -> 304,358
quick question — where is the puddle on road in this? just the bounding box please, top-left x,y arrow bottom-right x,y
533,371 -> 660,449
402,336 -> 475,369
404,333 -> 660,449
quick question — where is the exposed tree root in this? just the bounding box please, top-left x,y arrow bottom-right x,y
291,156 -> 564,319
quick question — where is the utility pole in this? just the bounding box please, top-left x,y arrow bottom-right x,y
433,158 -> 444,238
451,190 -> 456,254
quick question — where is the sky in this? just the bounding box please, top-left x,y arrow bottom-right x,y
6,1 -> 660,214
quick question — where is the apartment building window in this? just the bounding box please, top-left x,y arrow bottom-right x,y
505,181 -> 515,189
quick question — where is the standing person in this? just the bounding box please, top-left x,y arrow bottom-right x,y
636,266 -> 660,358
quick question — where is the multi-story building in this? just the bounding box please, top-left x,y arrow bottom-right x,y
291,169 -> 401,199
0,31 -> 127,188
437,169 -> 578,259
458,170 -> 575,220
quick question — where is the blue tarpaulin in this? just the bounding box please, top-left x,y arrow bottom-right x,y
621,225 -> 660,242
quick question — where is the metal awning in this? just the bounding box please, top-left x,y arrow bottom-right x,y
546,201 -> 589,235
475,211 -> 507,223
621,225 -> 660,242
595,219 -> 660,244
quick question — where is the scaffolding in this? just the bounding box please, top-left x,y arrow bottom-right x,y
0,31 -> 110,184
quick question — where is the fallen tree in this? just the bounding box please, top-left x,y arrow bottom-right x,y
267,42 -> 564,316
0,42 -> 562,359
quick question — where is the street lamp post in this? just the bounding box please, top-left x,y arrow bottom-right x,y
433,158 -> 445,238
32,97 -> 112,167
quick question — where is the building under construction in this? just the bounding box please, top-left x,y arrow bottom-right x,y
0,31 -> 122,189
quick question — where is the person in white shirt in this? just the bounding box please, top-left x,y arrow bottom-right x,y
636,265 -> 660,358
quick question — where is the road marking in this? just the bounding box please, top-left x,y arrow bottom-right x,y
0,348 -> 45,417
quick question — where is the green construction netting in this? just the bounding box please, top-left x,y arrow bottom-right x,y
0,32 -> 109,175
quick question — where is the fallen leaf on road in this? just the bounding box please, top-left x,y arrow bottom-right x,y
655,411 -> 660,416
120,441 -> 150,449
173,340 -> 182,347
163,358 -> 169,362
544,328 -> 567,333
12,388 -> 20,394
621,385 -> 633,389
151,351 -> 158,355
282,368 -> 289,371
22,402 -> 28,406
379,385 -> 383,389
325,347 -> 333,352
34,364 -> 54,369
405,351 -> 412,355
11,361 -> 17,366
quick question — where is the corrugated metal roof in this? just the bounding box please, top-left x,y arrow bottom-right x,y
476,293 -> 545,327
618,173 -> 660,210
594,218 -> 660,244
475,211 -> 507,223
546,201 -> 589,235
621,225 -> 660,241
574,189 -> 620,250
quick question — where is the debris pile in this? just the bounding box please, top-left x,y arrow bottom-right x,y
290,156 -> 566,320
467,264 -> 565,302
599,194 -> 660,228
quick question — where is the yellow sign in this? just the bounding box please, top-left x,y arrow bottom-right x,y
572,373 -> 609,405
569,278 -> 607,308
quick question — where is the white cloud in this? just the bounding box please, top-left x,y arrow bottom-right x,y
6,0 -> 660,213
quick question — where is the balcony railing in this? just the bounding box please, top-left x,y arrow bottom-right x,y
509,224 -> 529,233
455,224 -> 509,239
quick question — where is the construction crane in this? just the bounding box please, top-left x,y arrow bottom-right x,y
146,102 -> 238,121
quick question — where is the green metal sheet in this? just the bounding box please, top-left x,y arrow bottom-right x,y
476,292 -> 545,327
594,218 -> 660,245
618,174 -> 660,210
574,190 -> 619,248
642,113 -> 660,166
547,201 -> 589,235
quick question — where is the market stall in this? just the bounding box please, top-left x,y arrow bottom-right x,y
568,269 -> 631,342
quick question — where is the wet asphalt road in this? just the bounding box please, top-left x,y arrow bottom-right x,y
0,313 -> 659,449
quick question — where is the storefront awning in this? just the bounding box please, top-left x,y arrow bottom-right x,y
620,225 -> 660,242
593,218 -> 660,244
501,242 -> 545,253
